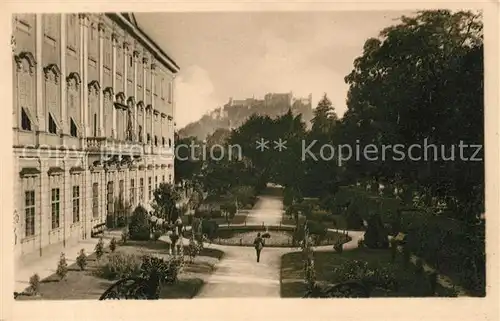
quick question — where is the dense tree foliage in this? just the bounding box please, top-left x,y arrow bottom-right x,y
152,183 -> 181,223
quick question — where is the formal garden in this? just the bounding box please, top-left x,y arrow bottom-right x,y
15,9 -> 485,301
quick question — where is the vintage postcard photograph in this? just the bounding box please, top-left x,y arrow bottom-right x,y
2,1 -> 499,320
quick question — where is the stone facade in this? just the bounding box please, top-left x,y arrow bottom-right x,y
12,13 -> 179,266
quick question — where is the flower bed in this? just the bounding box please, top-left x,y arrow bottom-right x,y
199,225 -> 350,248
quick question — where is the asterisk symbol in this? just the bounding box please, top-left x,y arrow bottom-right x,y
274,139 -> 287,151
255,138 -> 269,151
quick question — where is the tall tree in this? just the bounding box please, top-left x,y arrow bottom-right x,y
342,10 -> 483,220
311,94 -> 338,135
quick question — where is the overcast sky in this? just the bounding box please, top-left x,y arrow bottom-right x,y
135,11 -> 414,128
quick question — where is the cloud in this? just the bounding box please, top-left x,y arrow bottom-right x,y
175,65 -> 223,127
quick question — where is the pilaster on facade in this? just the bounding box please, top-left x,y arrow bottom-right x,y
60,14 -> 67,136
123,41 -> 129,97
62,160 -> 69,247
82,15 -> 90,140
36,14 -> 45,132
133,50 -> 139,141
82,157 -> 91,240
142,55 -> 148,144
111,32 -> 118,139
98,22 -> 105,137
38,158 -> 48,257
150,61 -> 155,145
79,15 -> 85,140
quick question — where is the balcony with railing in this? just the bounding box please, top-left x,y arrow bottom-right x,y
87,137 -> 144,156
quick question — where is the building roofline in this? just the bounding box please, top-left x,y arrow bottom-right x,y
106,13 -> 180,74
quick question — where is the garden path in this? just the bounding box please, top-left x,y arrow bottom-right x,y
194,187 -> 363,298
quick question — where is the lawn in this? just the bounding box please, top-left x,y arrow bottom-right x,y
16,240 -> 224,300
280,247 -> 458,298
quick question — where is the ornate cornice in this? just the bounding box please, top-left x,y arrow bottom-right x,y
78,14 -> 89,22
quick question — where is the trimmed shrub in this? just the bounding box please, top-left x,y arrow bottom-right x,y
94,237 -> 104,261
357,238 -> 365,248
129,205 -> 151,241
76,249 -> 87,270
56,253 -> 68,281
109,237 -> 117,252
29,273 -> 40,295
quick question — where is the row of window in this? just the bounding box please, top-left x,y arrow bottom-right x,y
21,107 -> 79,138
25,186 -> 79,237
24,174 -> 172,238
21,107 -> 173,146
16,14 -> 174,103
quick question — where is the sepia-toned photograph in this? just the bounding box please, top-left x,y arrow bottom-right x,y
8,6 -> 492,312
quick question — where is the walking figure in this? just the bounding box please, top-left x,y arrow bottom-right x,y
254,232 -> 264,262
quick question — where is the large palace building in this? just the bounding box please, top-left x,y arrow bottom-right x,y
12,13 -> 179,265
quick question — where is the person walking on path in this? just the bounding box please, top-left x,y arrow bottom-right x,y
253,233 -> 264,262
